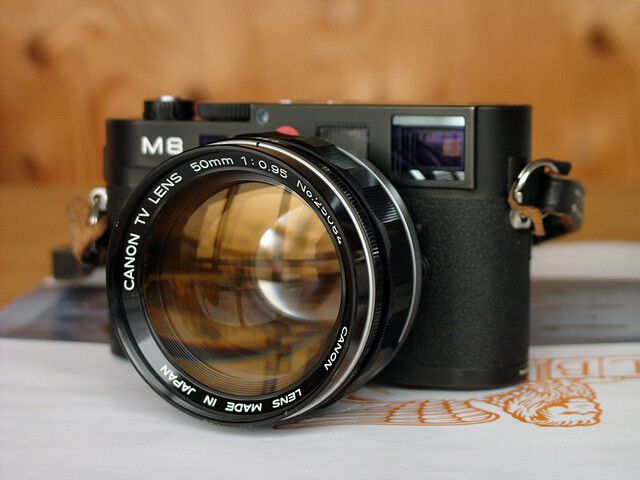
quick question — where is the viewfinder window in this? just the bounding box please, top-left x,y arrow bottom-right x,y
392,115 -> 466,182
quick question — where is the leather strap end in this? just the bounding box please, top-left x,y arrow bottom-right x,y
66,197 -> 108,264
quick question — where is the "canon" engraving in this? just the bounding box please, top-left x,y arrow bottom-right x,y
324,326 -> 348,370
123,232 -> 140,291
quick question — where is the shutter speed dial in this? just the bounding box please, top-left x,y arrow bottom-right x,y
143,96 -> 194,121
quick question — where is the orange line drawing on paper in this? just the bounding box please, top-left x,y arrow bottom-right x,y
277,353 -> 640,429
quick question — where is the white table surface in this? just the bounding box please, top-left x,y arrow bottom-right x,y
1,339 -> 639,479
1,241 -> 640,479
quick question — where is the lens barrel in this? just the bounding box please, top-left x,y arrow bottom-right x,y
107,133 -> 420,426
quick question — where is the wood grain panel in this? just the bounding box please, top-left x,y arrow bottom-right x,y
0,0 -> 639,236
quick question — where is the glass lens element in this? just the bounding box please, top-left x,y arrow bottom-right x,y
143,180 -> 342,397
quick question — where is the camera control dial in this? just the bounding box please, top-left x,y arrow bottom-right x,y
197,103 -> 251,121
143,96 -> 194,121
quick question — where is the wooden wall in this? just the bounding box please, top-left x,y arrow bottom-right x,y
1,0 -> 639,238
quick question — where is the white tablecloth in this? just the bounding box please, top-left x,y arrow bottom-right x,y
1,339 -> 639,479
2,241 -> 639,479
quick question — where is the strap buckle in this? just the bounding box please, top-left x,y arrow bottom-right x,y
509,160 -> 560,235
67,187 -> 109,265
508,159 -> 584,241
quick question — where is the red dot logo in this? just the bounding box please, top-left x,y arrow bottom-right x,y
275,125 -> 300,136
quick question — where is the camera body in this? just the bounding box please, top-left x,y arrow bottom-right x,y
105,99 -> 532,390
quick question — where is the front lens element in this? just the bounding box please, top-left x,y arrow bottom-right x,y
143,179 -> 342,397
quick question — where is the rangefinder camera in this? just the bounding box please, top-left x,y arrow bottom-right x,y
103,97 -> 584,426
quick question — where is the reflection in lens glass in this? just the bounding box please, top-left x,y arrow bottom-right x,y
143,179 -> 342,397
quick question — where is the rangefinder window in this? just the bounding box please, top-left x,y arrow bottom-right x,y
392,115 -> 466,183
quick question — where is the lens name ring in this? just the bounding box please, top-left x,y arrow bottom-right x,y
108,135 -> 420,425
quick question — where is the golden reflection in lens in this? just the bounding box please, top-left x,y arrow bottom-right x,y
143,181 -> 342,396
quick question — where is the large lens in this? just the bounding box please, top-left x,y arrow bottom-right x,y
143,178 -> 342,396
109,134 -> 421,425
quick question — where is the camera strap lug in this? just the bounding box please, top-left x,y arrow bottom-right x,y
508,159 -> 585,242
67,187 -> 109,266
88,187 -> 108,226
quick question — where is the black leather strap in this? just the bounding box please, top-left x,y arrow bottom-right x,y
508,159 -> 585,243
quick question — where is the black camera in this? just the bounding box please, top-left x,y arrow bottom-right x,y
103,97 -> 584,426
